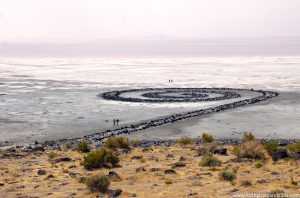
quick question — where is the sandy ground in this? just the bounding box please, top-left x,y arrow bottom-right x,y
0,144 -> 300,198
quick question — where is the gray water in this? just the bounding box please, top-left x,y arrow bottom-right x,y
0,56 -> 300,144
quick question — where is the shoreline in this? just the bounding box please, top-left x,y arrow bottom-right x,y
1,137 -> 299,159
0,88 -> 283,152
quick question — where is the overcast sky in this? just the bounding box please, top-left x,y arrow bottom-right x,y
0,0 -> 300,42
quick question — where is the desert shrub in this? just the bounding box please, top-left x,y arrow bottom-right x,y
103,136 -> 130,149
86,174 -> 110,193
164,179 -> 172,185
81,147 -> 119,170
233,140 -> 265,160
264,140 -> 279,156
210,167 -> 221,171
78,176 -> 87,184
286,141 -> 300,152
196,147 -> 208,156
230,181 -> 237,186
47,152 -> 59,159
201,133 -> 214,143
219,169 -> 236,181
200,154 -> 222,167
130,139 -> 140,147
76,140 -> 91,153
139,157 -> 146,163
63,142 -> 73,150
291,177 -> 297,186
255,162 -> 263,168
12,172 -> 20,178
241,180 -> 252,187
176,136 -> 194,145
241,132 -> 255,143
286,141 -> 300,160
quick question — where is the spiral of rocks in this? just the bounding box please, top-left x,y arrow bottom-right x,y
101,88 -> 241,103
1,87 -> 283,154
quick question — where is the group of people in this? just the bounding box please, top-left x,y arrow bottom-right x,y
168,79 -> 174,83
113,119 -> 120,126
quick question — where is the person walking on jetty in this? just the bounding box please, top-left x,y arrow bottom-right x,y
116,119 -> 119,125
113,119 -> 116,126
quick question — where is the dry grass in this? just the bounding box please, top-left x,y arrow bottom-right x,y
176,136 -> 194,145
81,147 -> 119,170
233,140 -> 266,160
0,144 -> 300,197
86,174 -> 110,193
241,132 -> 255,143
103,136 -> 130,149
76,140 -> 91,153
201,132 -> 214,143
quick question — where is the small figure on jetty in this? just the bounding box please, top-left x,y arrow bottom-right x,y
116,119 -> 119,125
113,119 -> 116,126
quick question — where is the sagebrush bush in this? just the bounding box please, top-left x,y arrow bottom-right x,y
63,142 -> 73,150
255,162 -> 263,168
196,146 -> 208,156
139,157 -> 146,163
86,174 -> 110,193
219,169 -> 236,181
130,139 -> 140,147
233,140 -> 265,160
47,152 -> 59,159
241,132 -> 255,143
176,136 -> 194,145
201,133 -> 214,143
200,154 -> 222,167
286,141 -> 300,160
264,140 -> 279,156
76,140 -> 91,153
103,136 -> 130,149
81,147 -> 119,170
164,179 -> 172,185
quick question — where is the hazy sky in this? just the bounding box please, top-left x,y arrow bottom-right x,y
0,0 -> 300,42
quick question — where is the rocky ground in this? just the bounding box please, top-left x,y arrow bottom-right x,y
0,138 -> 300,198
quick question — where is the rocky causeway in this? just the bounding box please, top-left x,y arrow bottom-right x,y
1,87 -> 289,155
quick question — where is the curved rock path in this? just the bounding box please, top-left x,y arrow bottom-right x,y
2,87 -> 286,153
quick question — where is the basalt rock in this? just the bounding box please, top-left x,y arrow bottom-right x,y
172,161 -> 186,168
136,166 -> 146,173
149,168 -> 160,172
109,189 -> 122,198
50,157 -> 72,163
166,154 -> 175,159
164,169 -> 176,174
37,169 -> 47,175
108,171 -> 122,182
209,146 -> 227,155
131,156 -> 142,160
179,156 -> 186,161
272,148 -> 288,161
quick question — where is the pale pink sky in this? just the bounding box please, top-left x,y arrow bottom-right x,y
0,0 -> 300,42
